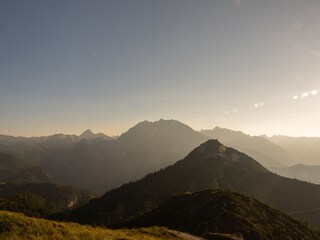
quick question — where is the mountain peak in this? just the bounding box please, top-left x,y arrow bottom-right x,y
183,139 -> 269,172
79,129 -> 110,140
118,119 -> 205,142
189,139 -> 230,159
80,129 -> 94,137
133,119 -> 192,129
197,139 -> 224,151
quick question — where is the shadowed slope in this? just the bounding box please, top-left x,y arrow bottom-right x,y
126,190 -> 319,240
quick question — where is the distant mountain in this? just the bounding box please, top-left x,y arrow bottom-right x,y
54,119 -> 209,193
0,120 -> 209,194
0,182 -> 94,217
125,190 -> 319,240
0,130 -> 115,193
0,211 -> 192,240
69,140 -> 320,226
200,127 -> 294,168
113,119 -> 209,177
0,152 -> 52,184
80,129 -> 112,140
201,128 -> 320,184
272,164 -> 320,185
268,135 -> 320,166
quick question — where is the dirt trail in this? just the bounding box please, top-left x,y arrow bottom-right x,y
167,229 -> 205,240
290,207 -> 320,215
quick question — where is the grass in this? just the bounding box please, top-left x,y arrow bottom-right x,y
0,211 -> 181,240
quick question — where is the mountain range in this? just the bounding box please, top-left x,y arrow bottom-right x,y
1,119 -> 320,193
0,120 -> 209,194
2,121 -> 320,238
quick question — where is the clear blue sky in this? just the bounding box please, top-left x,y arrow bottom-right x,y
1,0 -> 320,137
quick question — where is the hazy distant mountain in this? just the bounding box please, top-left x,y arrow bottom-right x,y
268,135 -> 320,166
201,129 -> 320,184
0,131 -> 114,193
3,120 -> 320,195
61,119 -> 209,193
0,120 -> 209,194
69,140 -> 320,226
272,164 -> 320,185
126,190 -> 319,240
200,127 -> 294,168
80,129 -> 112,140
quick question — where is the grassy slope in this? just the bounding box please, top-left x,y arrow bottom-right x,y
0,211 -> 182,240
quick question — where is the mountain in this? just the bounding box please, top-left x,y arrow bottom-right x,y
113,119 -> 209,178
0,120 -> 209,194
0,152 -> 52,184
0,182 -> 94,218
0,211 -> 194,240
200,127 -> 294,168
68,140 -> 320,226
272,164 -> 320,185
268,135 -> 320,166
201,129 -> 320,184
80,129 -> 111,140
52,119 -> 209,194
125,190 -> 319,240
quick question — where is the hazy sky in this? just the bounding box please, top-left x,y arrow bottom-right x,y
1,0 -> 320,137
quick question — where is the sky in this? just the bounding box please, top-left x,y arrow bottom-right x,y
0,0 -> 320,137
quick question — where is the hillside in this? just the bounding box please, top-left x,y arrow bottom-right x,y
0,182 -> 94,218
125,190 -> 319,240
68,140 -> 320,226
200,127 -> 293,168
0,211 -> 194,240
0,152 -> 52,184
